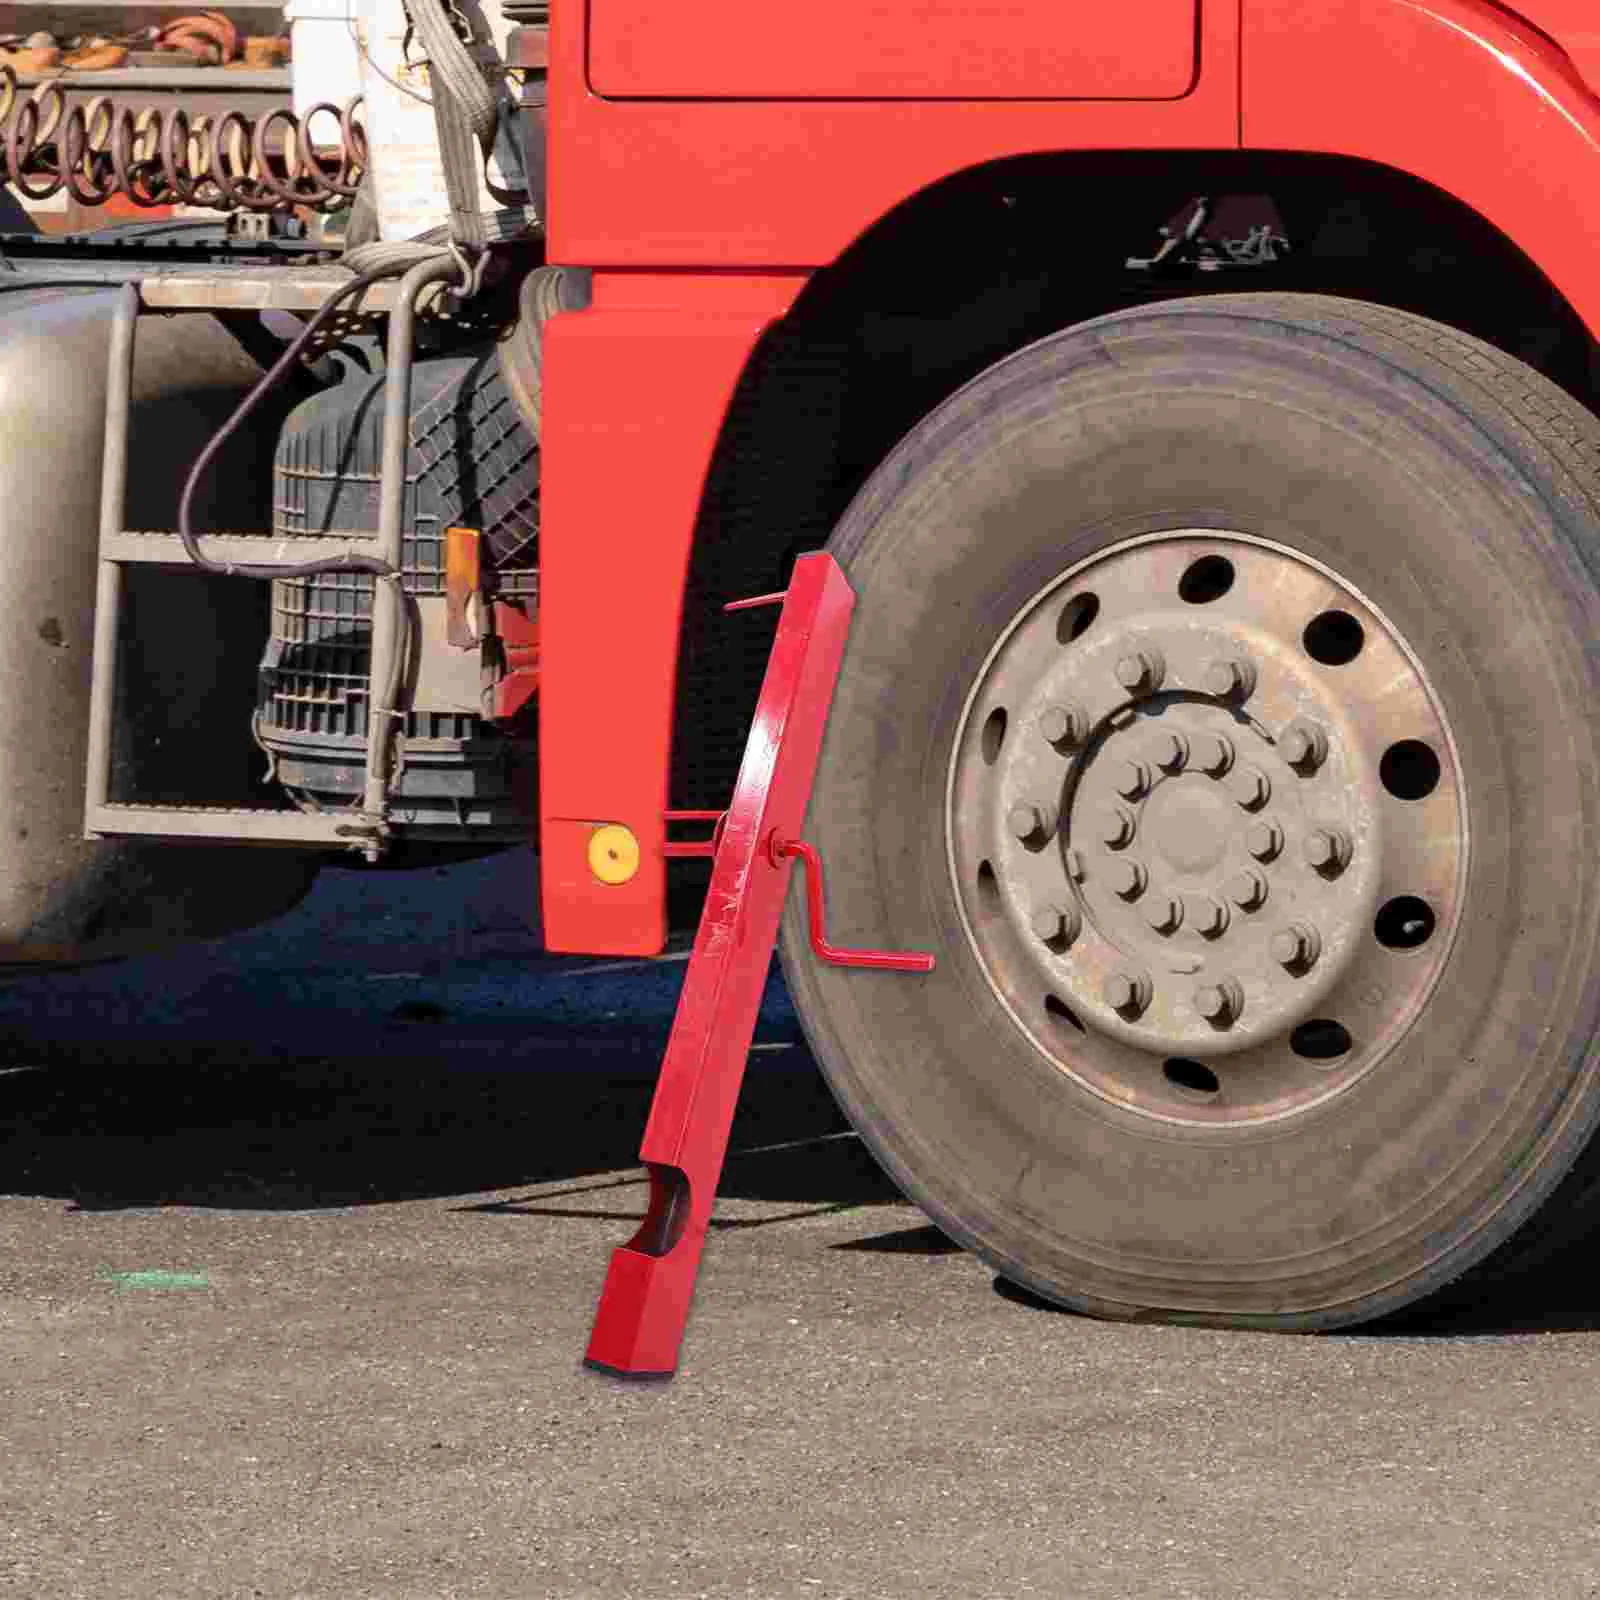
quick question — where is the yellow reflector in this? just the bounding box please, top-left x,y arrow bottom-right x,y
588,823 -> 641,885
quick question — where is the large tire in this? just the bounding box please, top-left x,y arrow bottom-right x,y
781,293 -> 1600,1329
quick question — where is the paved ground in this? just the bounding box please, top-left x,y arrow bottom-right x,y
4,852 -> 1600,1598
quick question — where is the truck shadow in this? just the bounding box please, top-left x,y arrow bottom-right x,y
6,1024 -> 1595,1334
0,1029 -> 903,1214
3,850 -> 1594,1335
0,845 -> 909,1211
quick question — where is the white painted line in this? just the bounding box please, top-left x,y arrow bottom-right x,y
728,1130 -> 857,1159
475,1131 -> 856,1206
551,950 -> 695,978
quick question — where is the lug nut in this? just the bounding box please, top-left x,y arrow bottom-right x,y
1246,819 -> 1284,862
1146,730 -> 1189,771
1143,894 -> 1183,935
1031,903 -> 1081,946
1225,765 -> 1270,811
1039,703 -> 1090,747
1303,825 -> 1352,874
1191,732 -> 1235,776
1009,801 -> 1056,843
1114,648 -> 1165,697
1225,867 -> 1267,910
1107,858 -> 1148,900
1194,976 -> 1245,1026
1203,656 -> 1258,700
1270,921 -> 1323,972
1281,718 -> 1330,771
1183,893 -> 1230,938
1115,759 -> 1152,800
1104,969 -> 1152,1018
1098,804 -> 1136,848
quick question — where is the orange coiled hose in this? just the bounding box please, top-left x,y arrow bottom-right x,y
0,68 -> 366,212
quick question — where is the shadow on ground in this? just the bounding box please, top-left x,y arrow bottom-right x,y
0,1039 -> 896,1213
3,848 -> 1596,1336
0,849 -> 901,1214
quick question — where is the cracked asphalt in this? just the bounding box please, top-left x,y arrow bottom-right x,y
3,850 -> 1600,1599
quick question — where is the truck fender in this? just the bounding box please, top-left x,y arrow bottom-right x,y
1243,0 -> 1600,342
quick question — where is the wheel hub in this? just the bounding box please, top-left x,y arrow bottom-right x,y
1143,782 -> 1230,874
947,532 -> 1462,1125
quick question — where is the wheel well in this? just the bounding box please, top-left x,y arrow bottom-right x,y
668,149 -> 1598,813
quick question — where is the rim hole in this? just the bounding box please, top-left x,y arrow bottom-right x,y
1380,739 -> 1441,801
1375,895 -> 1436,949
1057,592 -> 1100,644
1044,994 -> 1086,1034
1303,610 -> 1365,666
1178,555 -> 1236,605
1290,1019 -> 1353,1061
976,859 -> 1002,915
980,707 -> 1007,765
1163,1058 -> 1220,1097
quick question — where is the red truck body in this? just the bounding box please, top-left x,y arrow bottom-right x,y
535,0 -> 1600,956
9,0 -> 1600,1346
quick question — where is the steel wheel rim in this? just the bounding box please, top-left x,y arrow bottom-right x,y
945,530 -> 1466,1128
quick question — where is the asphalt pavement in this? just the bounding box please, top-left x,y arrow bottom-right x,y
3,850 -> 1600,1599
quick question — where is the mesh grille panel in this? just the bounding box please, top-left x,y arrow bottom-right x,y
256,349 -> 539,819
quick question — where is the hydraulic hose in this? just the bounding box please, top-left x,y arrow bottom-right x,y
174,261 -> 421,582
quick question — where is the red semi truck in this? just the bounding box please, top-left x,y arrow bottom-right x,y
2,0 -> 1600,1335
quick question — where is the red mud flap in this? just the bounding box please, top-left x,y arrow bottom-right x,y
583,552 -> 934,1380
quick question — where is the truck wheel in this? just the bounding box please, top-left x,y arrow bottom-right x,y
780,293 -> 1600,1328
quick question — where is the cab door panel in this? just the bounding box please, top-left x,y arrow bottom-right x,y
588,1 -> 1199,100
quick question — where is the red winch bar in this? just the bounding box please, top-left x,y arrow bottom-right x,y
584,553 -> 934,1380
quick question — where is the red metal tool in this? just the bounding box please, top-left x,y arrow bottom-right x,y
584,552 -> 934,1379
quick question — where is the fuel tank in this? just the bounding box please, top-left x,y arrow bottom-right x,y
0,285 -> 318,968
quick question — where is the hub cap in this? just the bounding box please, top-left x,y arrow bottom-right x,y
947,533 -> 1463,1126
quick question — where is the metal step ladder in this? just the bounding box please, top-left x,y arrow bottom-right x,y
83,265 -> 473,854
